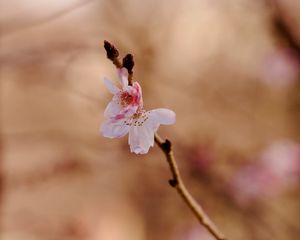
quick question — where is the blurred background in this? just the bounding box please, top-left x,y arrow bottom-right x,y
1,0 -> 300,239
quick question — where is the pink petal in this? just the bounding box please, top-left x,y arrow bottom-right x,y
104,93 -> 139,119
104,100 -> 122,118
101,118 -> 130,138
103,78 -> 120,94
118,68 -> 129,89
128,121 -> 155,154
131,82 -> 143,107
118,104 -> 139,118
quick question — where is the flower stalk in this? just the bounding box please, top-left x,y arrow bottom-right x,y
154,134 -> 226,240
103,40 -> 227,240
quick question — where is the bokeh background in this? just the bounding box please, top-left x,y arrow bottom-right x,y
1,0 -> 300,239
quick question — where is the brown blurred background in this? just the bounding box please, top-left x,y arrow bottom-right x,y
1,0 -> 300,239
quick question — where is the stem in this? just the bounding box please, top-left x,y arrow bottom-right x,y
103,41 -> 227,239
154,133 -> 226,240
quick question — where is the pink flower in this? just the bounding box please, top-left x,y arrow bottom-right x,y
229,139 -> 300,204
101,68 -> 176,154
260,49 -> 299,87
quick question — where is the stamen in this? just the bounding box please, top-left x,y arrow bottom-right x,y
131,110 -> 149,127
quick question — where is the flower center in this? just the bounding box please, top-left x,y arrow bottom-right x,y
123,110 -> 149,127
132,110 -> 149,126
120,92 -> 134,107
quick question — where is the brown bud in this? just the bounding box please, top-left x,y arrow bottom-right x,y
162,139 -> 172,153
104,40 -> 119,60
168,179 -> 178,187
122,54 -> 134,74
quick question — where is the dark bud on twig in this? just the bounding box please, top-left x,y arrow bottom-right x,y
168,179 -> 178,187
122,54 -> 134,74
274,17 -> 300,56
104,40 -> 119,60
162,139 -> 172,153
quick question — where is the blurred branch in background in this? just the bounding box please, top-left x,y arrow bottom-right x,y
0,108 -> 3,236
270,0 -> 300,58
1,0 -> 95,37
0,20 -> 4,236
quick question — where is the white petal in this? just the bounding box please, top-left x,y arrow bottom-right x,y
128,121 -> 155,154
104,78 -> 120,94
104,100 -> 122,118
150,108 -> 176,125
101,118 -> 130,138
118,68 -> 129,89
146,108 -> 176,132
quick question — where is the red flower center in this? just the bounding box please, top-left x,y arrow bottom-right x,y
120,92 -> 134,107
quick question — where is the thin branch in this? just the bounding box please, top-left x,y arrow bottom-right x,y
103,40 -> 227,240
268,0 -> 300,138
154,134 -> 226,240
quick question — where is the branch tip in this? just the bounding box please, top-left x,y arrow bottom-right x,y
123,54 -> 134,74
104,40 -> 119,60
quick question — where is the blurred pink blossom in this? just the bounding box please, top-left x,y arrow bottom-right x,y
230,139 -> 300,204
260,49 -> 299,87
101,68 -> 176,154
188,144 -> 214,174
178,226 -> 214,240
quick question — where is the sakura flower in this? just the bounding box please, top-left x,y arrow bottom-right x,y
101,68 -> 176,154
103,68 -> 142,120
